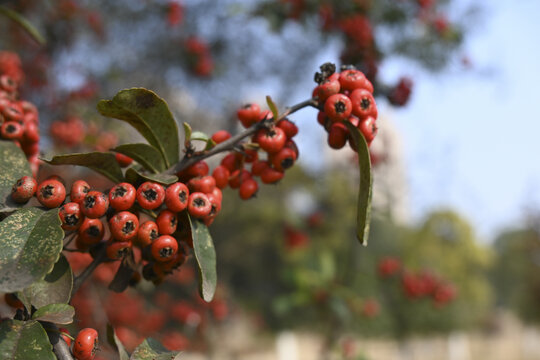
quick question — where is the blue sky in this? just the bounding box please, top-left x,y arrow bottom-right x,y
379,0 -> 540,240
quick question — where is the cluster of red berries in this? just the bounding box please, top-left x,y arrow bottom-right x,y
50,116 -> 86,148
184,36 -> 214,77
59,327 -> 99,360
0,53 -> 40,176
377,256 -> 457,307
312,63 -> 378,150
387,77 -> 413,107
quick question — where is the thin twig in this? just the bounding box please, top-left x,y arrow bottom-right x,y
72,246 -> 107,293
43,322 -> 74,360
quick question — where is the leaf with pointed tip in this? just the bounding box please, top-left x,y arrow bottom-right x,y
97,88 -> 180,168
188,216 -> 216,302
108,255 -> 136,293
182,122 -> 192,142
114,143 -> 166,173
130,338 -> 181,360
125,168 -> 178,186
266,95 -> 279,120
0,6 -> 46,45
0,140 -> 32,212
42,152 -> 124,184
17,255 -> 72,310
107,324 -> 129,360
190,131 -> 209,142
0,208 -> 63,293
31,303 -> 74,324
344,122 -> 373,245
0,320 -> 55,360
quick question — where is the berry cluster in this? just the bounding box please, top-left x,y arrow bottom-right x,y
184,36 -> 214,77
387,76 -> 413,107
312,63 -> 378,150
0,52 -> 40,176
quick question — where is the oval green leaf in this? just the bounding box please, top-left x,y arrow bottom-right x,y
125,168 -> 178,186
0,140 -> 32,212
114,143 -> 166,173
131,338 -> 181,360
107,324 -> 129,360
0,320 -> 55,360
31,303 -> 75,325
17,255 -> 73,310
0,208 -> 64,293
344,122 -> 373,246
42,152 -> 124,184
188,215 -> 216,302
97,88 -> 180,168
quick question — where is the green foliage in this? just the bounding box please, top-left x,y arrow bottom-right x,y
0,208 -> 64,293
130,338 -> 181,360
31,303 -> 75,324
125,167 -> 178,186
114,143 -> 167,173
97,88 -> 180,169
43,152 -> 125,184
0,140 -> 32,212
0,320 -> 55,360
189,216 -> 217,302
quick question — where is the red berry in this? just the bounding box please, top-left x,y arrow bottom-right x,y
237,103 -> 261,128
106,240 -> 132,260
212,165 -> 230,189
187,175 -> 216,194
36,179 -> 66,208
58,328 -> 72,347
324,93 -> 352,123
151,235 -> 178,262
228,169 -> 250,189
0,121 -> 23,140
211,130 -> 231,144
256,127 -> 287,154
220,153 -> 242,172
165,182 -> 189,212
136,182 -> 165,210
59,202 -> 84,231
350,89 -> 378,119
358,116 -> 378,143
315,79 -> 340,102
271,147 -> 297,172
276,118 -> 298,138
11,176 -> 37,203
137,220 -> 159,247
70,180 -> 90,204
339,69 -> 373,93
109,211 -> 139,241
81,191 -> 109,218
328,122 -> 349,149
187,192 -> 212,218
243,148 -> 258,163
156,209 -> 178,235
185,161 -> 209,178
251,160 -> 269,177
239,178 -> 258,200
260,167 -> 284,184
115,153 -> 133,167
73,328 -> 98,360
109,182 -> 136,211
78,218 -> 104,245
22,121 -> 39,143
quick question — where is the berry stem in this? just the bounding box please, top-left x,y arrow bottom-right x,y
167,98 -> 318,175
72,246 -> 108,293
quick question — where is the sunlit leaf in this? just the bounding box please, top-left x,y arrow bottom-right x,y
0,320 -> 55,360
188,216 -> 216,302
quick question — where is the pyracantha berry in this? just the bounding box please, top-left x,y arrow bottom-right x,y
256,127 -> 287,154
36,179 -> 66,208
106,240 -> 132,260
11,176 -> 37,203
271,147 -> 297,172
328,122 -> 349,149
151,235 -> 179,262
350,89 -> 378,119
260,167 -> 284,184
0,121 -> 23,140
115,153 -> 133,167
185,161 -> 209,178
315,79 -> 340,102
237,103 -> 261,128
339,69 -> 373,93
187,175 -> 216,194
81,191 -> 109,219
137,220 -> 159,247
250,160 -> 269,177
211,130 -> 231,144
165,182 -> 189,212
220,153 -> 242,172
59,202 -> 84,231
70,180 -> 90,204
78,218 -> 104,245
212,165 -> 230,189
109,182 -> 136,211
228,169 -> 250,189
358,116 -> 378,143
324,93 -> 352,123
73,328 -> 99,360
22,121 -> 39,143
187,192 -> 212,218
239,177 -> 258,200
109,211 -> 139,241
156,209 -> 178,235
277,118 -> 298,138
136,182 -> 165,210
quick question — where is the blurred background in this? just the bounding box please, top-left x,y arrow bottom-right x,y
1,0 -> 540,359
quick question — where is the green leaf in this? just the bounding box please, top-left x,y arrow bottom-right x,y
17,255 -> 73,310
0,320 -> 55,360
190,131 -> 209,142
0,208 -> 63,293
0,6 -> 46,45
42,152 -> 124,184
188,216 -> 216,302
97,88 -> 180,168
344,122 -> 373,245
114,143 -> 166,173
266,95 -> 279,120
31,303 -> 74,324
182,122 -> 192,142
125,168 -> 178,186
130,338 -> 181,360
0,140 -> 32,212
107,324 -> 129,360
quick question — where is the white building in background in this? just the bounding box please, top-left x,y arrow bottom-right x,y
322,114 -> 410,224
